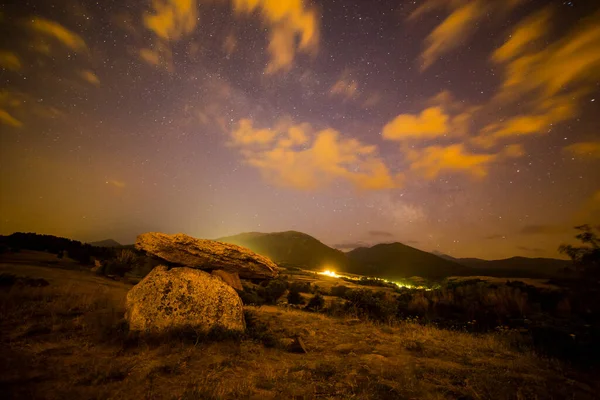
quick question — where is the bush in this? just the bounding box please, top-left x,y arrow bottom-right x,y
244,310 -> 281,348
263,279 -> 288,304
239,285 -> 266,305
344,289 -> 398,322
330,285 -> 349,298
287,288 -> 305,305
305,293 -> 325,311
103,249 -> 138,277
289,281 -> 312,293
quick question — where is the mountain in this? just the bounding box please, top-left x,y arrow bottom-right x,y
430,251 -> 460,262
432,251 -> 571,278
89,239 -> 122,248
347,243 -> 470,280
457,256 -> 571,278
217,231 -> 349,271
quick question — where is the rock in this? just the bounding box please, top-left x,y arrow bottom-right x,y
361,354 -> 388,364
126,266 -> 245,334
211,270 -> 243,291
135,232 -> 279,280
91,259 -> 103,274
333,343 -> 355,354
289,336 -> 308,353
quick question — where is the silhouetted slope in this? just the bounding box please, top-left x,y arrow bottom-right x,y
458,256 -> 571,278
347,242 -> 469,280
89,239 -> 122,248
217,231 -> 349,270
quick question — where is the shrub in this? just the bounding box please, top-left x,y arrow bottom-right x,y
239,285 -> 266,305
344,289 -> 398,322
287,288 -> 305,305
263,279 -> 288,304
244,310 -> 281,348
330,285 -> 349,298
289,281 -> 312,293
305,293 -> 325,311
103,249 -> 139,277
326,298 -> 347,317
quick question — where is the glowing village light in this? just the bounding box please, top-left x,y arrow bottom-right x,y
318,269 -> 340,278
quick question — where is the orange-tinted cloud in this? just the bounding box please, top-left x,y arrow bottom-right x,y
495,11 -> 600,102
232,0 -> 319,73
230,119 -> 401,190
139,44 -> 174,72
0,109 -> 23,128
405,144 -> 498,179
492,8 -> 551,63
502,144 -> 525,158
564,142 -> 600,159
231,119 -> 277,146
79,70 -> 100,86
478,91 -> 579,145
143,0 -> 198,41
106,180 -> 126,188
140,0 -> 197,71
419,1 -> 485,70
28,18 -> 88,53
223,33 -> 237,55
330,72 -> 359,100
0,51 -> 21,71
383,107 -> 449,140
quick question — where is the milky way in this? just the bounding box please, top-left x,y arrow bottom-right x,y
1,0 -> 599,259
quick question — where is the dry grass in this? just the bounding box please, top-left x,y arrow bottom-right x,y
0,263 -> 597,399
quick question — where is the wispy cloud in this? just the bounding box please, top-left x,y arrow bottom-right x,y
564,141 -> 600,159
0,51 -> 21,71
229,119 -> 402,191
382,107 -> 449,141
106,180 -> 126,188
28,17 -> 88,53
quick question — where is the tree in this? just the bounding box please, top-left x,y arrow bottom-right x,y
263,279 -> 288,304
559,224 -> 600,280
305,293 -> 325,311
287,288 -> 305,305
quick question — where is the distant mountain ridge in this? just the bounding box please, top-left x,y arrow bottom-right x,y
347,243 -> 470,280
458,256 -> 571,278
431,251 -> 570,278
218,231 -> 470,280
89,239 -> 122,248
217,231 -> 349,271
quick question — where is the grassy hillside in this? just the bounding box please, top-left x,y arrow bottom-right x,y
1,262 -> 596,399
347,242 -> 470,280
217,231 -> 349,271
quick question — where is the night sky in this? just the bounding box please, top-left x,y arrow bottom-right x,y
1,0 -> 599,259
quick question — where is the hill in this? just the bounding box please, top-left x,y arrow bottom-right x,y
346,242 -> 470,280
89,239 -> 122,248
458,256 -> 571,278
2,262 -> 593,399
217,231 -> 349,271
431,251 -> 571,278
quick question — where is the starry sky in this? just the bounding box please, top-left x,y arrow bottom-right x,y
1,0 -> 599,259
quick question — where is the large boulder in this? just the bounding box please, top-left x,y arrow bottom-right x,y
126,266 -> 245,334
211,270 -> 243,291
135,232 -> 279,280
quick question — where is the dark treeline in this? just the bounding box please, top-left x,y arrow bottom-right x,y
0,232 -> 117,264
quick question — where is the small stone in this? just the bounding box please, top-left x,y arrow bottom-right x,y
289,336 -> 308,353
